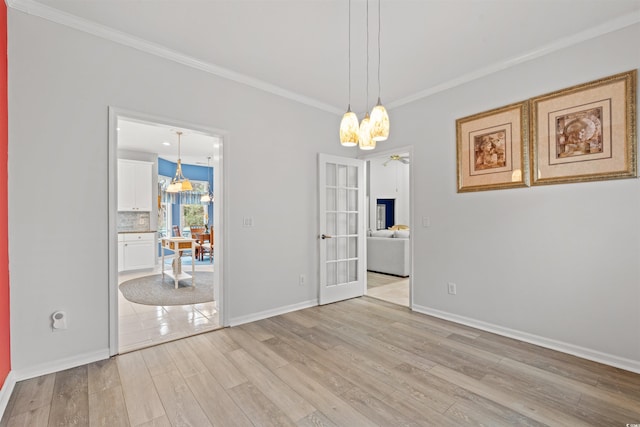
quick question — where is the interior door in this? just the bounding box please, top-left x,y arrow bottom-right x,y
318,154 -> 366,304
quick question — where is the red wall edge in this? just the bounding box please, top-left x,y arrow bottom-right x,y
0,1 -> 10,389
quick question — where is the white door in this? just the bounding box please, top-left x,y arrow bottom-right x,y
318,154 -> 366,304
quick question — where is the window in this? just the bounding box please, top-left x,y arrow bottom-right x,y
159,174 -> 209,237
181,204 -> 206,230
158,175 -> 172,237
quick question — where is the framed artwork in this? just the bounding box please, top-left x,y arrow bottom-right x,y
456,101 -> 529,192
530,70 -> 637,186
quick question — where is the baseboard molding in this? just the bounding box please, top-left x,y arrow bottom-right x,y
229,299 -> 318,327
12,348 -> 110,382
0,371 -> 16,421
412,304 -> 640,375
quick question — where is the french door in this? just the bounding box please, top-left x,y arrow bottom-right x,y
318,154 -> 366,304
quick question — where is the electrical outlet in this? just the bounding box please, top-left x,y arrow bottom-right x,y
299,274 -> 306,285
447,282 -> 457,295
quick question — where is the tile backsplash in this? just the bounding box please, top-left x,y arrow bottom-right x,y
118,211 -> 151,232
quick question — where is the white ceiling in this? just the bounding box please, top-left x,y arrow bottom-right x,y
19,0 -> 640,163
117,118 -> 220,166
24,0 -> 640,116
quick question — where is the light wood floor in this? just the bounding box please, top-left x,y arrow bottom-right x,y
3,297 -> 640,426
367,271 -> 409,307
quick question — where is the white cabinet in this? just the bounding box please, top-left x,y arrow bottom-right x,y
118,159 -> 152,211
118,234 -> 125,272
120,233 -> 155,271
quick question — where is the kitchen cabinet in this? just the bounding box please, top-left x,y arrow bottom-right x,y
118,234 -> 125,272
118,159 -> 152,211
120,233 -> 155,271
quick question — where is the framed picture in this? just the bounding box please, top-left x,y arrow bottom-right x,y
456,101 -> 529,192
530,70 -> 637,186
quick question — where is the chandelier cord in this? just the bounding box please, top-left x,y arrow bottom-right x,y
348,0 -> 351,109
366,0 -> 369,110
377,0 -> 381,99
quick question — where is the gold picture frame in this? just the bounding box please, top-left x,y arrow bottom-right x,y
530,70 -> 637,186
456,101 -> 529,192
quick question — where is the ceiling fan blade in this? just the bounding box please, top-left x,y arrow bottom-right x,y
400,158 -> 410,164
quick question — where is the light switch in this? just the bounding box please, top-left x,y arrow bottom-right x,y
422,216 -> 430,227
243,216 -> 254,227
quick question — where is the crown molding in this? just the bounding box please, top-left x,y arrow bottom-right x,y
6,0 -> 344,115
7,0 -> 640,114
388,9 -> 640,110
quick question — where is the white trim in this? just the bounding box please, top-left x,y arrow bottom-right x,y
12,349 -> 110,382
7,0 -> 342,115
388,11 -> 640,110
8,1 -> 639,115
108,107 -> 230,355
359,145 -> 415,310
228,299 -> 318,327
412,304 -> 640,375
0,371 -> 16,421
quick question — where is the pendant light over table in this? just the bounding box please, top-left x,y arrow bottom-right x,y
166,131 -> 193,193
339,0 -> 389,149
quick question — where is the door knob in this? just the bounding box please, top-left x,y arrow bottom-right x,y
321,234 -> 333,239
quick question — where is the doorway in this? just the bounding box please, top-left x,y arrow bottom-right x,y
108,108 -> 226,354
363,148 -> 412,308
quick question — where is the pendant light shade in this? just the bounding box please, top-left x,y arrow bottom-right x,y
340,107 -> 359,147
370,97 -> 389,141
200,156 -> 214,203
358,113 -> 375,150
370,0 -> 389,142
166,131 -> 193,193
338,0 -> 388,150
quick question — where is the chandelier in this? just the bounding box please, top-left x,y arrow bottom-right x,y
200,156 -> 214,203
339,0 -> 389,150
166,131 -> 193,193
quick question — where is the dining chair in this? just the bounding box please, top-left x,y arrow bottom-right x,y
198,228 -> 214,263
190,226 -> 206,259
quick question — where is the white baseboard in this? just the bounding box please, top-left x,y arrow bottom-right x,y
0,371 -> 16,421
412,304 -> 640,375
12,348 -> 111,383
229,299 -> 318,327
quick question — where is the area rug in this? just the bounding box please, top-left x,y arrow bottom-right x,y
119,272 -> 213,306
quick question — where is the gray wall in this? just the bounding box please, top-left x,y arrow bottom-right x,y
386,23 -> 640,368
7,9 -> 640,375
8,9 -> 341,373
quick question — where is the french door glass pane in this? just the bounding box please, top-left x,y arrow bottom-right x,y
326,188 -> 336,211
337,261 -> 347,284
337,237 -> 347,260
326,238 -> 337,261
326,163 -> 336,186
326,213 -> 336,235
337,213 -> 347,235
337,189 -> 347,211
347,166 -> 358,187
348,189 -> 358,211
348,260 -> 358,282
348,213 -> 358,234
327,262 -> 337,286
348,236 -> 358,258
337,165 -> 347,187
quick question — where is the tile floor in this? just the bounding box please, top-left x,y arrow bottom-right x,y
118,261 -> 221,353
366,271 -> 410,307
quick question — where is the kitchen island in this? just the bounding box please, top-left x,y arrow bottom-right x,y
161,237 -> 196,289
